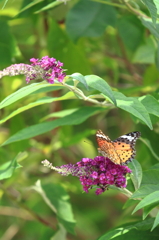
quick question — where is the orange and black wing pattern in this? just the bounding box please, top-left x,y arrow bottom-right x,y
96,130 -> 141,165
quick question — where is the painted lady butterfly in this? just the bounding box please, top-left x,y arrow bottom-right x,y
96,130 -> 141,165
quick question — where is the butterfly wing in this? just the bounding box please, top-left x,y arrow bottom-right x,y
96,130 -> 141,165
96,130 -> 122,164
113,131 -> 141,165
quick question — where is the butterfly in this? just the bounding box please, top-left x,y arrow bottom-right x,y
96,130 -> 141,165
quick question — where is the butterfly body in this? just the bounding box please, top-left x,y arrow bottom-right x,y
96,130 -> 141,165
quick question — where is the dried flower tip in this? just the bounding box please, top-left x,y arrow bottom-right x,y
0,64 -> 32,79
41,159 -> 53,168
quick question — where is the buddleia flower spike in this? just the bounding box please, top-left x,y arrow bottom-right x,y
0,56 -> 66,84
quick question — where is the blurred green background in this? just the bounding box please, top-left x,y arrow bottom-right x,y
0,0 -> 159,239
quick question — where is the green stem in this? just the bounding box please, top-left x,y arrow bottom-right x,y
122,0 -> 150,19
62,81 -> 113,108
120,187 -> 133,198
92,0 -> 126,9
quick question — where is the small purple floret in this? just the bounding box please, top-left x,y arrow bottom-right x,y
54,156 -> 132,195
28,56 -> 66,84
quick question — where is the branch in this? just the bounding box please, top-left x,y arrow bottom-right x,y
62,81 -> 114,108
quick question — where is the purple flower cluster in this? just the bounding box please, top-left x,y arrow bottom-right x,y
28,56 -> 66,84
0,56 -> 66,84
52,156 -> 132,195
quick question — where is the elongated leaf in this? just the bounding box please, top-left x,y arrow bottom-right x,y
113,92 -> 153,129
131,184 -> 159,199
30,85 -> 63,94
142,0 -> 157,25
0,92 -> 75,124
98,218 -> 157,240
70,73 -> 89,90
156,40 -> 159,70
123,199 -> 140,209
118,16 -> 143,51
1,106 -> 104,146
41,108 -> 78,121
154,0 -> 159,14
151,211 -> 159,231
85,75 -> 116,105
132,36 -> 156,64
32,180 -> 75,234
0,156 -> 21,180
141,18 -> 159,40
140,138 -> 159,160
150,163 -> 159,170
16,0 -> 44,14
132,191 -> 159,214
51,223 -> 66,240
66,0 -> 117,41
35,1 -> 62,13
0,82 -> 62,109
139,95 -> 159,117
1,0 -> 9,9
143,201 -> 159,220
142,169 -> 159,185
129,160 -> 142,190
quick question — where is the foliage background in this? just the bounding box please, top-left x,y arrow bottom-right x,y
0,0 -> 159,239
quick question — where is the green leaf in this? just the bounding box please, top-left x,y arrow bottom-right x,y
0,92 -> 75,124
150,163 -> 159,170
30,85 -> 63,94
143,201 -> 159,220
142,0 -> 157,25
139,95 -> 159,117
85,75 -> 116,105
140,137 -> 159,160
156,40 -> 159,71
123,199 -> 140,209
16,0 -> 44,14
151,211 -> 159,231
131,184 -> 159,199
32,180 -> 75,234
98,218 -> 157,240
51,224 -> 66,240
154,0 -> 159,14
40,108 -> 78,121
70,73 -> 89,90
141,18 -> 159,40
143,65 -> 159,86
1,0 -> 9,9
129,160 -> 142,190
118,16 -> 143,51
35,1 -> 63,13
66,0 -> 117,41
0,155 -> 21,180
1,106 -> 104,146
142,169 -> 159,185
132,191 -> 159,214
113,92 -> 153,130
0,82 -> 58,109
132,36 -> 156,64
